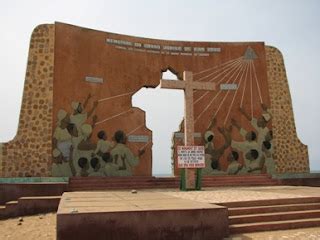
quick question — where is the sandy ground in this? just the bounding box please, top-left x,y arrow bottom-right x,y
0,213 -> 56,240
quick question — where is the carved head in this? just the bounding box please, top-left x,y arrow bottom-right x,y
204,131 -> 214,143
97,130 -> 106,140
228,151 -> 239,162
246,131 -> 257,142
78,157 -> 89,170
246,149 -> 259,160
114,130 -> 126,144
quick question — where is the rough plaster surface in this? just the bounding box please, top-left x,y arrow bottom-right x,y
265,46 -> 309,173
0,24 -> 54,177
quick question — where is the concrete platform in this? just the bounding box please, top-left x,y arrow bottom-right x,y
56,191 -> 229,240
0,196 -> 61,219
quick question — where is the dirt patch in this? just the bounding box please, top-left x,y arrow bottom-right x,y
0,213 -> 55,240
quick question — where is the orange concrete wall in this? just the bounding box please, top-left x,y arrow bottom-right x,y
0,22 -> 309,177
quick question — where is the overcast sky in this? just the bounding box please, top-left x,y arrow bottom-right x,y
0,0 -> 319,175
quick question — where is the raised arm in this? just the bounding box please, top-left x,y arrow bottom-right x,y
217,127 -> 231,151
83,93 -> 92,110
231,118 -> 241,131
261,103 -> 268,112
87,101 -> 98,118
68,146 -> 76,176
239,107 -> 251,121
261,103 -> 272,122
92,115 -> 98,127
207,117 -> 216,130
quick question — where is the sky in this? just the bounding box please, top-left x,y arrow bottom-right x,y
0,0 -> 319,175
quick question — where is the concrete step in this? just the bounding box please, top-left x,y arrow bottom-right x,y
68,174 -> 277,191
69,176 -> 157,182
220,197 -> 320,208
226,197 -> 320,233
203,182 -> 278,186
18,196 -> 61,216
0,205 -> 6,219
202,178 -> 277,183
202,175 -> 278,186
69,179 -> 178,184
69,183 -> 179,191
3,201 -> 19,218
229,202 -> 320,216
68,177 -> 180,191
229,209 -> 320,224
230,218 -> 320,234
202,178 -> 278,183
69,180 -> 179,186
202,175 -> 273,180
202,174 -> 273,180
0,196 -> 61,220
69,180 -> 178,185
69,184 -> 179,189
202,182 -> 278,188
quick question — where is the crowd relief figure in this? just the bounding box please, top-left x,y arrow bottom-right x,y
52,94 -> 145,177
203,104 -> 275,176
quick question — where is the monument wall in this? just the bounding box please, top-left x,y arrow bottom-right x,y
0,22 -> 309,177
0,24 -> 54,177
265,47 -> 309,173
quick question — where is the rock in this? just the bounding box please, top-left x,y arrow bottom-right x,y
131,189 -> 137,194
18,217 -> 24,222
17,222 -> 22,226
70,208 -> 78,213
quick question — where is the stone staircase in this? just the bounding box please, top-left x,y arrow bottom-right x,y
0,175 -> 278,219
202,174 -> 278,187
68,174 -> 278,191
219,197 -> 320,234
68,176 -> 180,191
0,196 -> 61,220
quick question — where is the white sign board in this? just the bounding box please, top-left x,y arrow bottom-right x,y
220,83 -> 238,90
85,76 -> 104,84
128,135 -> 149,143
177,146 -> 205,168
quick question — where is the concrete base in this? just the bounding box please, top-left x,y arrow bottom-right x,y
0,196 -> 61,219
0,182 -> 67,204
57,191 -> 229,240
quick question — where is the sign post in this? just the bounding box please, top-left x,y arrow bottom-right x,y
177,146 -> 205,168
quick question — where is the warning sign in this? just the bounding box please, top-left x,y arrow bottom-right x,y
177,146 -> 205,168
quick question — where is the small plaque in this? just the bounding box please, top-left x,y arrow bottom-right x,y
85,76 -> 104,84
174,132 -> 202,139
177,146 -> 205,168
220,83 -> 238,90
163,45 -> 182,51
207,47 -> 221,53
128,135 -> 149,143
143,44 -> 161,50
106,38 -> 132,46
194,47 -> 205,52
